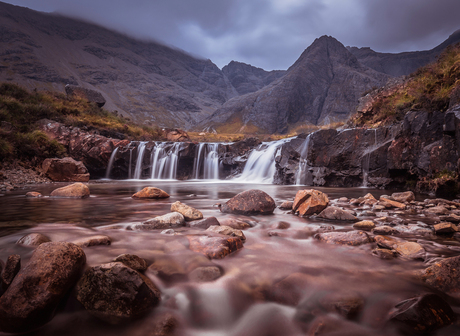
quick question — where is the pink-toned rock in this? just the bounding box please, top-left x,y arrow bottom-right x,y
50,182 -> 90,198
42,157 -> 90,182
219,189 -> 276,215
293,189 -> 329,217
25,191 -> 42,198
187,236 -> 243,259
132,187 -> 169,199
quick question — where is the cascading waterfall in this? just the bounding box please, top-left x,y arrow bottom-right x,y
235,138 -> 291,184
128,148 -> 133,179
193,143 -> 220,180
104,147 -> 119,179
295,134 -> 311,185
150,142 -> 181,180
133,141 -> 148,179
362,129 -> 378,187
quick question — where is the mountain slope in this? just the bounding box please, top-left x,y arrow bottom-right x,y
348,30 -> 460,77
222,61 -> 286,95
201,36 -> 391,134
0,1 -> 239,128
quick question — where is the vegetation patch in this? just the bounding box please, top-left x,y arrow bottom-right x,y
351,44 -> 460,127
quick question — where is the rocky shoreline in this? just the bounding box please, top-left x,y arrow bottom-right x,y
0,163 -> 51,192
1,184 -> 460,334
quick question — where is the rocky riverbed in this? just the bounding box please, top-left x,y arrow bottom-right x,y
0,181 -> 460,335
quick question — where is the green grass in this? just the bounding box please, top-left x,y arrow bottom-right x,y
0,82 -> 161,164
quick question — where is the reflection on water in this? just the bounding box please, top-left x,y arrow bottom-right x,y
0,181 -> 459,335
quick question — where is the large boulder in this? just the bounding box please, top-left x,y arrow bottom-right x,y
388,294 -> 456,334
0,242 -> 86,333
219,189 -> 276,215
420,256 -> 460,297
65,84 -> 106,107
76,262 -> 161,323
50,182 -> 90,198
132,187 -> 170,199
293,189 -> 329,216
42,157 -> 90,182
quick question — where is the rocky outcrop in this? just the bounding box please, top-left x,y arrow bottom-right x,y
42,157 -> 90,182
38,119 -> 129,178
65,84 -> 106,107
0,242 -> 86,333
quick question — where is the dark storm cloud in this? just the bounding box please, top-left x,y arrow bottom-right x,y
3,0 -> 460,70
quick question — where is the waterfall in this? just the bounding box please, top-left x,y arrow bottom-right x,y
128,148 -> 133,179
235,138 -> 291,184
133,141 -> 148,179
150,142 -> 181,180
104,147 -> 119,179
193,143 -> 220,179
362,129 -> 378,187
295,134 -> 311,185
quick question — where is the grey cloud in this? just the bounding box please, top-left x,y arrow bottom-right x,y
3,0 -> 460,70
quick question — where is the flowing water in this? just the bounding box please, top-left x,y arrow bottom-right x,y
295,134 -> 312,186
1,181 -> 460,335
193,143 -> 220,180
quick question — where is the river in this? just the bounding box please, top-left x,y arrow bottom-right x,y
0,180 -> 459,335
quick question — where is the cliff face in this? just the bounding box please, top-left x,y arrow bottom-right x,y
202,36 -> 390,134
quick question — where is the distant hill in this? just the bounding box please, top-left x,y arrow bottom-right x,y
1,1 -> 460,133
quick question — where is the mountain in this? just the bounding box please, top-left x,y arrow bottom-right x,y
347,30 -> 460,77
200,36 -> 391,134
222,61 -> 286,95
0,1 -> 241,128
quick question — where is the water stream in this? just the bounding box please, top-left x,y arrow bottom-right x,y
1,181 -> 459,335
295,134 -> 312,185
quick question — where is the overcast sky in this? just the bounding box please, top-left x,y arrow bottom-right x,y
3,0 -> 460,70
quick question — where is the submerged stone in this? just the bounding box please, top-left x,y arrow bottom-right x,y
317,206 -> 357,221
421,255 -> 460,297
187,235 -> 244,259
50,182 -> 90,198
132,187 -> 169,199
219,189 -> 276,215
314,231 -> 373,246
17,233 -> 51,246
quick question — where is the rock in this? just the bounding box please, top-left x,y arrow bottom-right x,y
1,254 -> 21,291
50,182 -> 90,198
305,314 -> 373,336
375,235 -> 399,249
439,213 -> 460,223
379,197 -> 406,209
352,220 -> 375,231
274,221 -> 291,229
188,217 -> 220,229
279,201 -> 293,210
219,189 -> 276,215
132,187 -> 170,199
395,242 -> 425,260
267,272 -> 310,306
72,235 -> 111,247
388,294 -> 456,334
144,312 -> 179,336
338,197 -> 349,202
293,189 -> 329,217
372,248 -> 397,259
147,252 -> 209,282
17,233 -> 51,246
421,256 -> 460,297
425,205 -> 450,215
218,218 -> 251,229
372,204 -> 386,211
314,231 -> 373,246
0,242 -> 86,333
317,206 -> 357,221
42,157 -> 90,182
372,226 -> 399,235
391,191 -> 415,203
188,266 -> 223,282
161,229 -> 175,235
161,128 -> 190,142
171,201 -> 203,221
187,236 -> 244,259
113,254 -> 147,272
77,262 -> 161,324
25,191 -> 42,197
206,225 -> 246,242
434,222 -> 458,234
141,212 -> 186,229
65,84 -> 106,107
